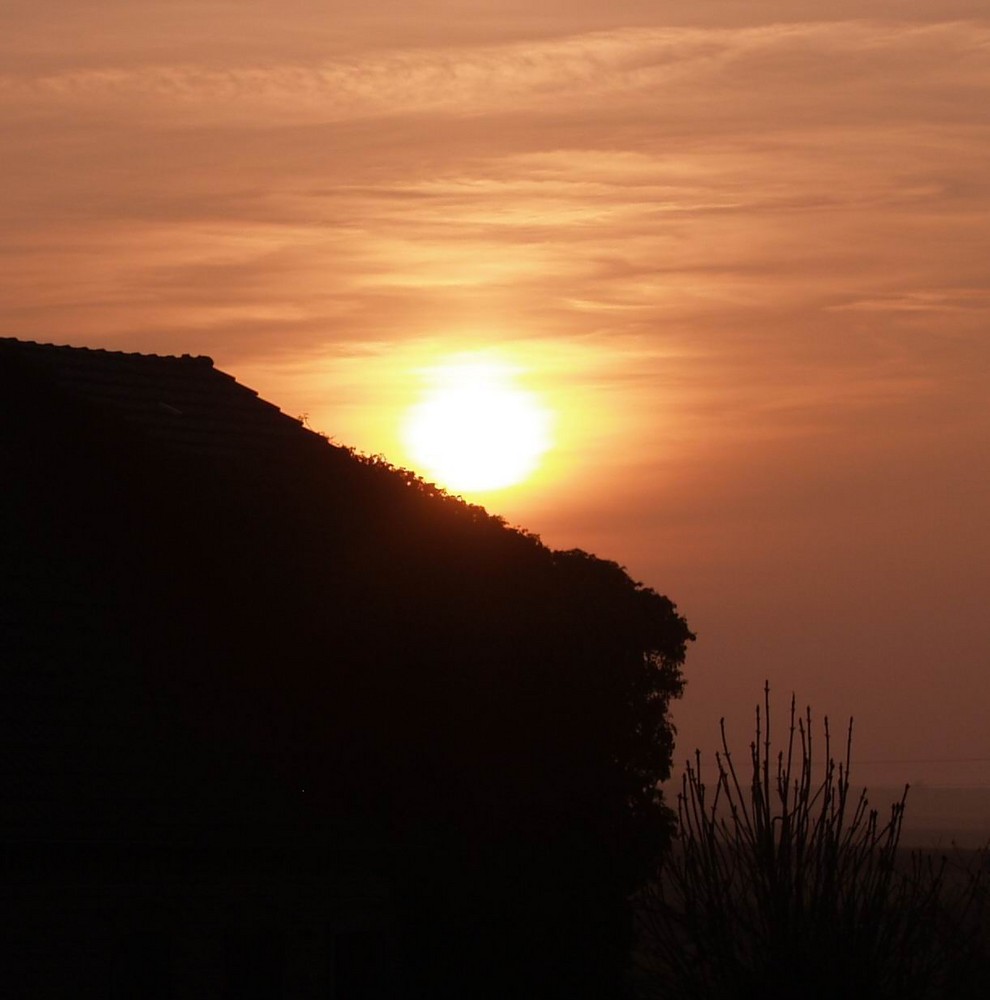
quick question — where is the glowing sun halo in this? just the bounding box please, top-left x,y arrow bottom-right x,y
402,358 -> 552,492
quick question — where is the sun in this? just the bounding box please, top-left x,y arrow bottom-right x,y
401,355 -> 553,493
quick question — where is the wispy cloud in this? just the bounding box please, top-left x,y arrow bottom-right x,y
3,20 -> 987,127
1,9 -> 987,475
4,0 -> 990,783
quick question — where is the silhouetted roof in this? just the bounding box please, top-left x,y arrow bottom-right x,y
0,337 -> 310,463
2,336 -> 328,845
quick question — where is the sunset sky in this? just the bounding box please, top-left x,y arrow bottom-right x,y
4,1 -> 989,789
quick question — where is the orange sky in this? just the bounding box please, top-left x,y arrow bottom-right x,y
3,1 -> 989,789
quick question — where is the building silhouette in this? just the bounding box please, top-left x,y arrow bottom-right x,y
0,337 -> 692,999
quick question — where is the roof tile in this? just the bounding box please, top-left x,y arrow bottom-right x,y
0,337 -> 312,463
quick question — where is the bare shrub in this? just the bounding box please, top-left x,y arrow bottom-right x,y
636,684 -> 988,1000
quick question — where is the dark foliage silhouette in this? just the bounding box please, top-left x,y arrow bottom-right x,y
1,340 -> 693,998
637,684 -> 989,1000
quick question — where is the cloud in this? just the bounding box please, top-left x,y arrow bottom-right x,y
4,1 -> 990,780
2,19 -> 987,129
2,9 -> 988,461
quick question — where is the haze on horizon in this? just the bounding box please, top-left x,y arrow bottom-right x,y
2,1 -> 989,793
